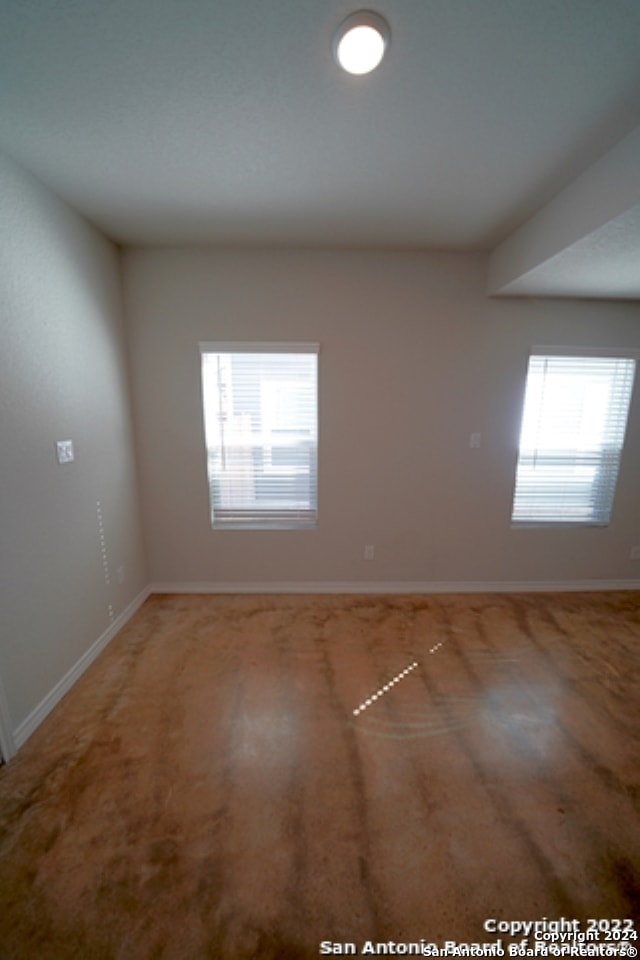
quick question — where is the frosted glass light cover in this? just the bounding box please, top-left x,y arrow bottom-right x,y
333,12 -> 390,75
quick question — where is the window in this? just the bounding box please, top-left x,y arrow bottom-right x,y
511,352 -> 636,525
200,343 -> 318,529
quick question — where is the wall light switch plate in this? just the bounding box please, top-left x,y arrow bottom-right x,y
56,440 -> 74,464
469,432 -> 481,449
630,546 -> 640,561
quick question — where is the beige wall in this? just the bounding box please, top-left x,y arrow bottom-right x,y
0,153 -> 147,744
124,246 -> 640,588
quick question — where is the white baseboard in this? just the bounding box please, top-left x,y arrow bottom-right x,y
12,585 -> 151,754
150,579 -> 640,596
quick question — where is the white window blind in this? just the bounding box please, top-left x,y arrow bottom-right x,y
511,354 -> 636,525
200,343 -> 318,529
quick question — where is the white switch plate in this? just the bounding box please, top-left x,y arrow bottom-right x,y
56,440 -> 74,464
630,546 -> 640,561
364,545 -> 375,560
469,432 -> 481,449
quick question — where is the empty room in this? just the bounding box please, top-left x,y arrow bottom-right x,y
1,1 -> 640,957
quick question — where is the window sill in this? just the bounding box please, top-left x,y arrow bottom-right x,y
511,521 -> 609,530
212,522 -> 317,531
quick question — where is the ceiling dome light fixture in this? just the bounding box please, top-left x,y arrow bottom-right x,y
333,10 -> 390,76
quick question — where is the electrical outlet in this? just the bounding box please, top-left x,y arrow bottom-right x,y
364,545 -> 375,561
55,439 -> 74,464
630,546 -> 640,561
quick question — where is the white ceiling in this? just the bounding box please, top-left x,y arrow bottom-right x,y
1,0 -> 639,297
493,203 -> 640,300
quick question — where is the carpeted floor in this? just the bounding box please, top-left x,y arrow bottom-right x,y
0,591 -> 639,958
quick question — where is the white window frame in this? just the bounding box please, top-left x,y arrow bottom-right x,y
511,348 -> 637,527
199,342 -> 319,530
